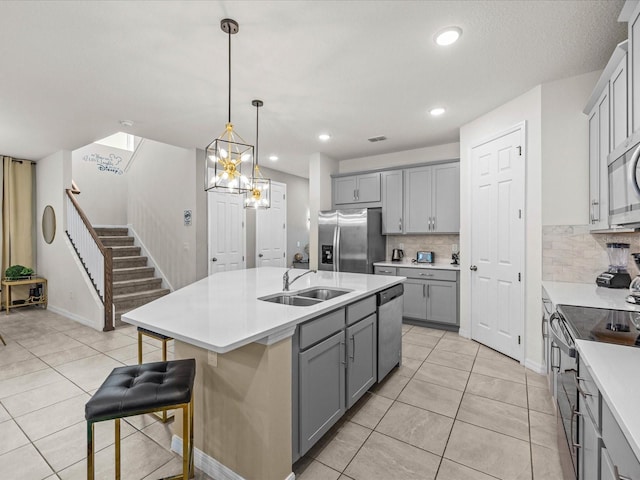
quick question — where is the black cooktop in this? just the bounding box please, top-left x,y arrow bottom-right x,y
557,305 -> 640,347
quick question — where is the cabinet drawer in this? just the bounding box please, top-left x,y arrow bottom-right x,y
397,267 -> 457,281
374,266 -> 397,276
578,361 -> 600,430
346,296 -> 376,326
602,401 -> 640,479
299,308 -> 346,350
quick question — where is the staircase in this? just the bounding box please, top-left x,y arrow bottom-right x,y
94,227 -> 170,326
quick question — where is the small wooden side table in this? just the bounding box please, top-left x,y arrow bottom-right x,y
2,277 -> 48,315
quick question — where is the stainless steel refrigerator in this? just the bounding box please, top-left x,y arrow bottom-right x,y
318,208 -> 385,274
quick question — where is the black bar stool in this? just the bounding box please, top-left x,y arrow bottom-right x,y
85,359 -> 195,480
137,327 -> 174,422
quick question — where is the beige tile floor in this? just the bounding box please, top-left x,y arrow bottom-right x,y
0,308 -> 573,480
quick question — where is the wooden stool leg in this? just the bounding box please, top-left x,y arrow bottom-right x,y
189,399 -> 194,478
182,405 -> 189,480
115,418 -> 121,480
87,421 -> 95,480
137,331 -> 143,364
0,334 -> 6,346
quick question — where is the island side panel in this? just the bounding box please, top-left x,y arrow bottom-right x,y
174,338 -> 292,480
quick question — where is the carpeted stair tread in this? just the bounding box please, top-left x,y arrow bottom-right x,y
99,236 -> 135,247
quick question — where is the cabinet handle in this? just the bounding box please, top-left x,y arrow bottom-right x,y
426,284 -> 430,298
423,284 -> 426,297
419,273 -> 434,277
350,336 -> 355,360
570,405 -> 582,451
433,217 -> 436,231
614,466 -> 633,480
398,218 -> 402,231
575,376 -> 593,398
340,341 -> 346,365
356,189 -> 359,200
353,190 -> 357,201
591,199 -> 600,223
550,344 -> 560,372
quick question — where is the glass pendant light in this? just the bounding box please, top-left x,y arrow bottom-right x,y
245,99 -> 271,209
205,18 -> 254,193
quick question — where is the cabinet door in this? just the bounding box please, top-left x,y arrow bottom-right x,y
346,313 -> 377,409
589,87 -> 610,231
334,176 -> 357,205
374,266 -> 397,276
402,279 -> 428,320
425,280 -> 458,325
579,403 -> 600,480
356,172 -> 381,203
404,166 -> 432,233
630,1 -> 640,135
611,55 -> 628,152
381,170 -> 403,234
299,331 -> 346,454
431,162 -> 460,233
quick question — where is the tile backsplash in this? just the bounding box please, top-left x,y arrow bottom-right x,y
543,225 -> 640,283
386,234 -> 460,264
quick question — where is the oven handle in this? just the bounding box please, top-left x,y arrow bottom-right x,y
551,344 -> 561,372
549,312 -> 576,358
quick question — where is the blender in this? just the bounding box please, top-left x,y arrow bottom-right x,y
596,243 -> 632,288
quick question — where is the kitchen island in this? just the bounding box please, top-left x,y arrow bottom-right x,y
122,267 -> 405,480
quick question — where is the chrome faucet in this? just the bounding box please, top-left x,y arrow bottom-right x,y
283,269 -> 317,291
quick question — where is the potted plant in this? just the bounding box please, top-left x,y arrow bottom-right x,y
4,265 -> 34,280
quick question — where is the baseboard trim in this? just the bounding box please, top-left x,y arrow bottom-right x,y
171,435 -> 295,480
524,358 -> 546,375
457,328 -> 470,339
47,305 -> 99,330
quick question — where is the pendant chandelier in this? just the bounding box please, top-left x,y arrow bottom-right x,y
245,99 -> 271,209
205,18 -> 254,193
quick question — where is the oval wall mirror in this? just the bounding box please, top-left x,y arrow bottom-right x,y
42,205 -> 56,244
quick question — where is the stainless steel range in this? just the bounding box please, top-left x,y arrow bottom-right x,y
549,305 -> 640,477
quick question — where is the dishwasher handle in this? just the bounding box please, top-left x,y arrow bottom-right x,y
377,284 -> 404,306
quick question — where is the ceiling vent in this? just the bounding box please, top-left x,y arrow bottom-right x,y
368,135 -> 387,143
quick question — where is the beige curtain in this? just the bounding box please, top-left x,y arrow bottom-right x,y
1,156 -> 35,304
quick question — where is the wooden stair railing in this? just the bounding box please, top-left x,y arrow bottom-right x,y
65,188 -> 114,331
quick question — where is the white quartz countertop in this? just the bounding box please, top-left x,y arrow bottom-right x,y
374,260 -> 460,271
576,340 -> 640,460
122,267 -> 405,353
542,281 -> 640,312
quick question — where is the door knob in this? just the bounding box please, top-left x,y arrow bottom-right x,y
258,253 -> 264,257
211,257 -> 217,262
470,265 -> 478,271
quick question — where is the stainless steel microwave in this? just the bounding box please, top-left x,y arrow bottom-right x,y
609,140 -> 640,225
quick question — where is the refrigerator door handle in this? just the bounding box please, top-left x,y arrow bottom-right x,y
334,226 -> 341,273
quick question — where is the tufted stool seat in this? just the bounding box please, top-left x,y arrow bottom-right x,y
85,359 -> 195,480
137,327 -> 175,422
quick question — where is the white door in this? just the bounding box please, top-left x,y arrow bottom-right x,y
256,181 -> 287,267
208,191 -> 245,274
470,125 -> 525,361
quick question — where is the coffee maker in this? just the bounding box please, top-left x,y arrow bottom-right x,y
596,243 -> 632,288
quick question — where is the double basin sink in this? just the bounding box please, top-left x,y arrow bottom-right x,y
259,287 -> 353,306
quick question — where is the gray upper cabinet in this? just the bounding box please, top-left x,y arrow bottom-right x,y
588,87 -> 610,231
611,54 -> 628,151
381,170 -> 404,234
629,2 -> 640,136
405,163 -> 460,234
333,172 -> 381,206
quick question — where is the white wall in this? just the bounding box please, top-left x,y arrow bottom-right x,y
308,153 -> 339,269
36,150 -> 104,329
338,142 -> 460,173
460,86 -> 543,371
126,140 -> 200,290
542,70 -> 600,225
71,143 -> 130,225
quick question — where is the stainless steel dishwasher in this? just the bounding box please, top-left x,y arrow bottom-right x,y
377,283 -> 403,381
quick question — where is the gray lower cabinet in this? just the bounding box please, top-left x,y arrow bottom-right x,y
396,267 -> 458,326
374,266 -> 397,276
298,330 -> 346,454
579,397 -> 600,480
346,313 -> 377,409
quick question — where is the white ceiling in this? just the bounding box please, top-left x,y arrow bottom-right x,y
0,0 -> 627,178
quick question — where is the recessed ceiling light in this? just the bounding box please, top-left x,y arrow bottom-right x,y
318,133 -> 331,141
430,107 -> 446,116
269,155 -> 278,161
119,119 -> 134,127
435,26 -> 462,46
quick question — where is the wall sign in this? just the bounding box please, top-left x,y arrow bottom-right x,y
83,152 -> 124,175
184,210 -> 192,226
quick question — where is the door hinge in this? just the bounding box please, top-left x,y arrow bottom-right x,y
242,255 -> 245,261
517,146 -> 522,156
242,221 -> 245,228
518,209 -> 522,219
283,194 -> 286,200
283,252 -> 286,257
283,223 -> 286,229
518,335 -> 521,345
518,272 -> 521,282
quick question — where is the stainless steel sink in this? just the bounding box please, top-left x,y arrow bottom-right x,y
258,287 -> 352,306
259,294 -> 323,306
295,287 -> 352,301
